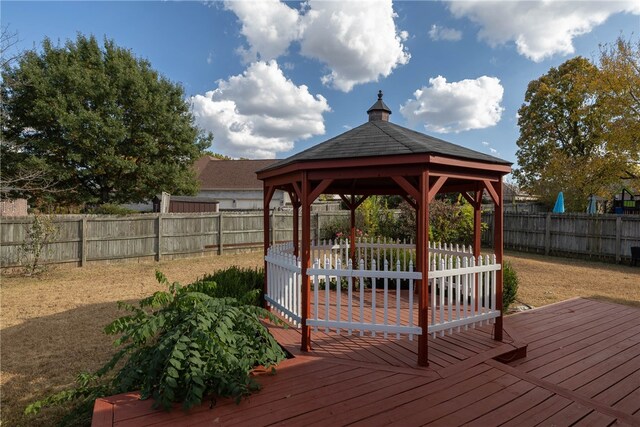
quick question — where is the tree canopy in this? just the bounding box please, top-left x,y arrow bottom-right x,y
1,34 -> 210,207
514,37 -> 640,212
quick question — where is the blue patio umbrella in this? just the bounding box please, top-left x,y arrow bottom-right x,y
553,192 -> 565,213
587,194 -> 597,214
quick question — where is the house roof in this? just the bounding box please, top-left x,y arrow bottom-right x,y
197,158 -> 278,190
259,119 -> 512,173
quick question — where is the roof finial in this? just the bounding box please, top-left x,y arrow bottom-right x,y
367,90 -> 392,122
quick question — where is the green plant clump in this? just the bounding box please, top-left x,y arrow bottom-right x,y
192,266 -> 265,306
25,269 -> 285,424
502,261 -> 519,311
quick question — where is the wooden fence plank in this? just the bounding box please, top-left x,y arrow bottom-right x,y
483,212 -> 640,263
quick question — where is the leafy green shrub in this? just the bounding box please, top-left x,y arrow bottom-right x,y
503,261 -> 519,311
25,270 -> 285,422
192,266 -> 264,306
395,197 -> 484,244
321,214 -> 361,240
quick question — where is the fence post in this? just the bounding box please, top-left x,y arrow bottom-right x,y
218,212 -> 224,255
544,213 -> 552,255
615,216 -> 622,263
156,214 -> 163,261
81,217 -> 87,267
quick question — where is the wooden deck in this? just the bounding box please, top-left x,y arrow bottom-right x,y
92,298 -> 640,426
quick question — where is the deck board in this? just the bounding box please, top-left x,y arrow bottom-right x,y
93,298 -> 640,427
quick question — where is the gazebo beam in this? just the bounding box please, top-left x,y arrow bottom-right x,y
428,155 -> 513,173
431,170 -> 500,182
309,179 -> 334,202
428,176 -> 448,202
391,176 -> 420,200
258,154 -> 511,180
483,179 -> 500,206
291,181 -> 302,201
460,191 -> 476,206
401,195 -> 417,210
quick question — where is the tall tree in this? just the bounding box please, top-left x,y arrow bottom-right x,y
514,39 -> 640,211
597,37 -> 640,191
1,34 -> 210,206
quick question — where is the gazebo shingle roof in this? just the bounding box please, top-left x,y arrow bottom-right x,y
260,119 -> 511,173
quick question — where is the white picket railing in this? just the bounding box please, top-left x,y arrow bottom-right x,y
307,257 -> 422,340
428,254 -> 501,337
264,242 -> 301,326
264,239 -> 500,339
311,237 -> 473,270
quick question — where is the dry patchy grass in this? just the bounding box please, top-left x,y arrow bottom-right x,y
505,251 -> 640,308
1,250 -> 638,426
1,252 -> 263,427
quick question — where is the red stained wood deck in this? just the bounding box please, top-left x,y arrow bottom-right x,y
93,298 -> 640,426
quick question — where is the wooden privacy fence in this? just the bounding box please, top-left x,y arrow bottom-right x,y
482,212 -> 640,263
0,211 -> 348,268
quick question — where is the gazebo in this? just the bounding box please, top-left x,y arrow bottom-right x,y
257,91 -> 512,366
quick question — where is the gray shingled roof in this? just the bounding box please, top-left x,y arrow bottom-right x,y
260,120 -> 511,173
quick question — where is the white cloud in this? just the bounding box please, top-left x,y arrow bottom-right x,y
449,1 -> 640,62
481,140 -> 500,156
206,52 -> 213,64
226,0 -> 410,92
191,60 -> 330,159
400,75 -> 504,133
224,0 -> 301,61
300,0 -> 410,92
428,24 -> 462,41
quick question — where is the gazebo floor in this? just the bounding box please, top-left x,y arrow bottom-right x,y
92,298 -> 640,426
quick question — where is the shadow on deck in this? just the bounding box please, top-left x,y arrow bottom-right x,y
92,298 -> 640,426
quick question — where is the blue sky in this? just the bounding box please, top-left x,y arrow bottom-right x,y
3,1 -> 639,167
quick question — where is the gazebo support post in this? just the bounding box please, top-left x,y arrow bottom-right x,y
301,173 -> 312,351
417,170 -> 430,367
494,179 -> 504,341
340,194 -> 367,266
292,200 -> 300,257
263,184 -> 276,310
473,187 -> 482,258
473,187 -> 483,312
350,198 -> 356,264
